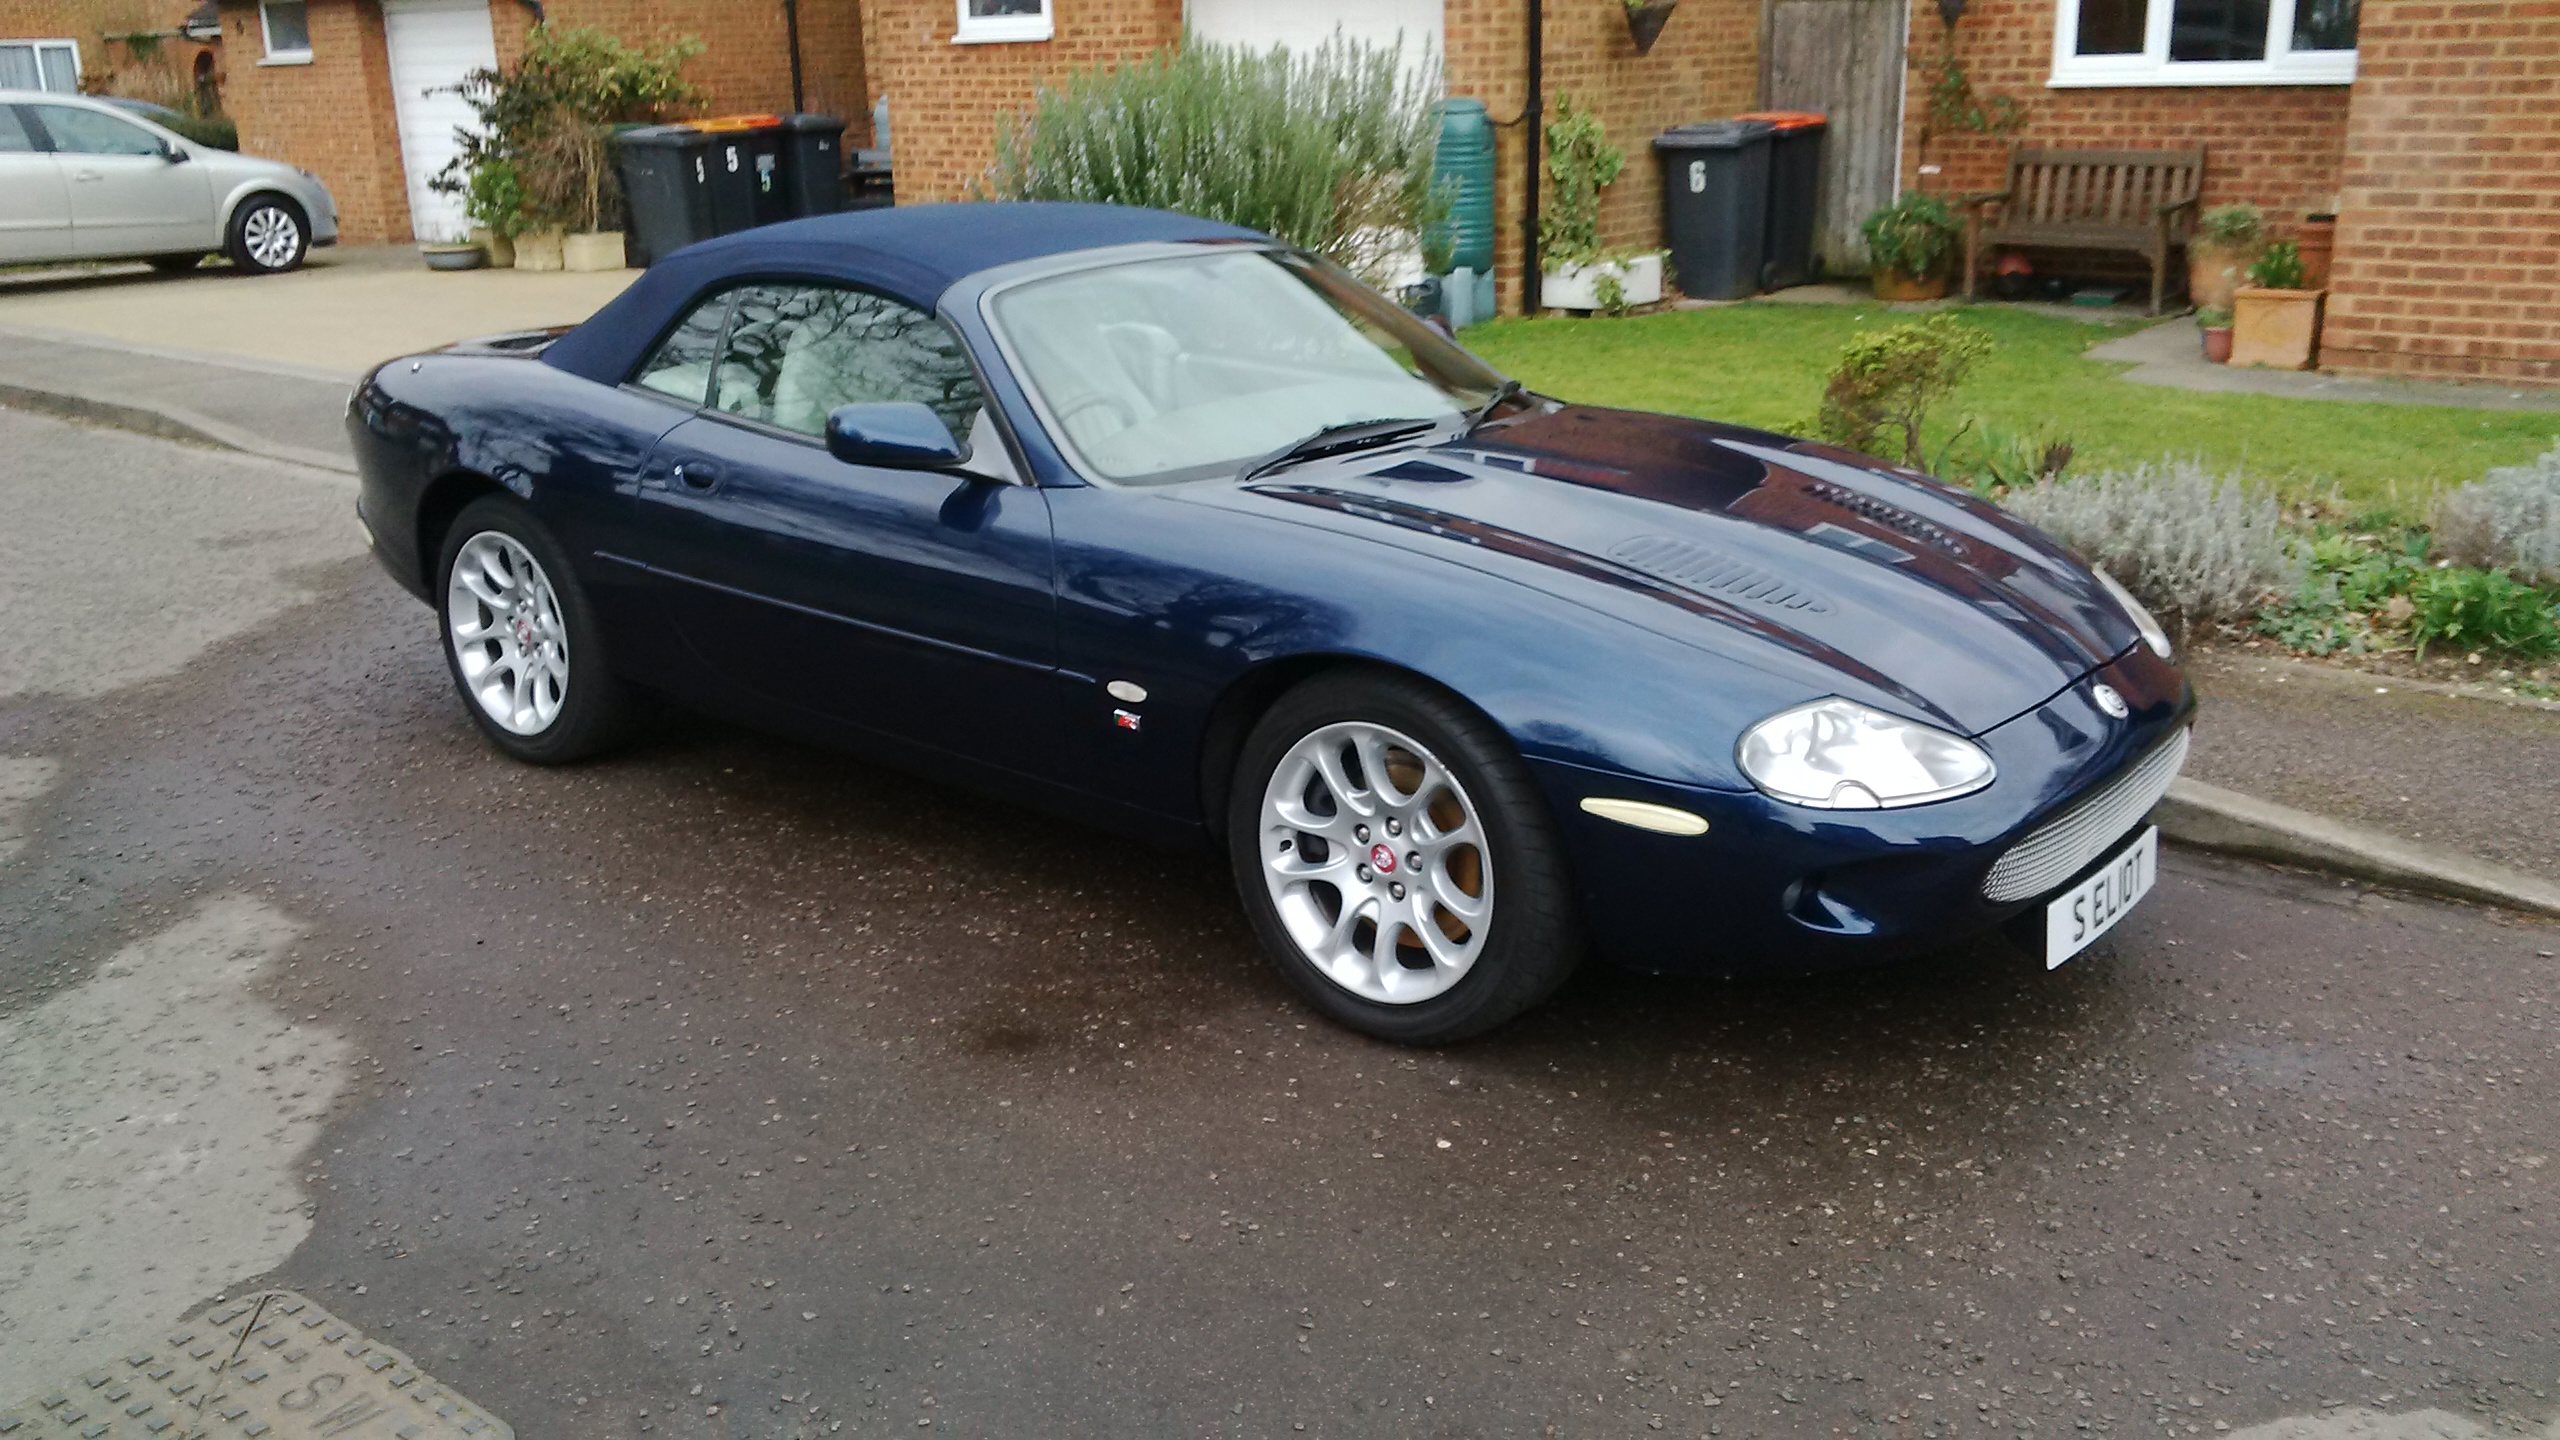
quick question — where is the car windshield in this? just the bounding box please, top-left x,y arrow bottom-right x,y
988,247 -> 1509,487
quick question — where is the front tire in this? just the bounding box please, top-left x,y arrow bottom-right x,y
1228,670 -> 1581,1044
437,495 -> 634,764
226,195 -> 308,274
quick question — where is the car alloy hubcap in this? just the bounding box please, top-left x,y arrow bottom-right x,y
445,531 -> 568,736
1259,721 -> 1492,1004
244,207 -> 299,268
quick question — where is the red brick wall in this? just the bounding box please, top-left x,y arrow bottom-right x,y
1896,0 -> 2351,222
217,0 -> 869,245
857,0 -> 1183,203
863,0 -> 1760,312
2320,0 -> 2560,385
215,0 -> 409,240
0,0 -> 223,106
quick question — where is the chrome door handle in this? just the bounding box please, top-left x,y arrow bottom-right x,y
71,169 -> 103,182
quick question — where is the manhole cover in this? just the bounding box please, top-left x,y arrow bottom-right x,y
0,1292 -> 511,1440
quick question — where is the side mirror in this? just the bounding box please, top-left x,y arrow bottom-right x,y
824,401 -> 965,470
161,142 -> 191,164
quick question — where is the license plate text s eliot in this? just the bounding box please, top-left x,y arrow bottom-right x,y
2045,825 -> 2158,970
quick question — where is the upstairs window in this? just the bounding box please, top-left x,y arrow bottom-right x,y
259,1 -> 312,63
2053,0 -> 2355,85
0,39 -> 81,92
953,0 -> 1052,44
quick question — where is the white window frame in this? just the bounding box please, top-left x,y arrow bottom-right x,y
258,0 -> 314,66
0,38 -> 82,92
2049,0 -> 2356,86
952,0 -> 1053,44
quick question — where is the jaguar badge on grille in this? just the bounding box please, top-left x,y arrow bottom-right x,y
2090,682 -> 2130,719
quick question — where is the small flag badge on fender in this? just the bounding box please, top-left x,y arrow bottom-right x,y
1113,709 -> 1142,732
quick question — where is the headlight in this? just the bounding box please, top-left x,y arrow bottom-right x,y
2094,567 -> 2172,660
1737,698 -> 1995,810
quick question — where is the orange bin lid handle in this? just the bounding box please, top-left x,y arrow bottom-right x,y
688,114 -> 784,133
1732,110 -> 1826,130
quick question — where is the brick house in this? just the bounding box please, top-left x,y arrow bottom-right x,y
3,1 -> 224,106
118,0 -> 2559,384
1903,0 -> 2560,383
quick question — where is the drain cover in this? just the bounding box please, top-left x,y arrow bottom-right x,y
0,1292 -> 511,1440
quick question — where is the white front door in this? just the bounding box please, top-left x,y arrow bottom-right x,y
382,0 -> 498,243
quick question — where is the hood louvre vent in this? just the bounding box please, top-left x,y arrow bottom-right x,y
1608,535 -> 1830,613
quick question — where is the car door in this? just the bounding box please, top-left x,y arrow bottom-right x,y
622,281 -> 1062,772
25,101 -> 214,258
0,105 -> 70,263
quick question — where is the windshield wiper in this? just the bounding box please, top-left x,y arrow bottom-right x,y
1464,378 -> 1529,435
1239,418 -> 1439,482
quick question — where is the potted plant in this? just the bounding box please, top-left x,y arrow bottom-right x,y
2229,240 -> 2324,370
2196,304 -> 2233,363
435,26 -> 705,275
1538,96 -> 1663,312
1622,0 -> 1679,53
419,237 -> 488,271
2188,203 -> 2261,313
1861,192 -> 1959,301
463,158 -> 526,268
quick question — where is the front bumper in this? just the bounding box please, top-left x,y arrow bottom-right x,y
1531,643 -> 2193,976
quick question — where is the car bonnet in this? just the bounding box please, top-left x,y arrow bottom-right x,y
1194,404 -> 2143,738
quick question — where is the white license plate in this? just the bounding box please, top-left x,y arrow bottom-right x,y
2044,825 -> 2159,969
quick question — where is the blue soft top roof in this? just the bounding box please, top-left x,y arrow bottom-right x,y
542,202 -> 1266,385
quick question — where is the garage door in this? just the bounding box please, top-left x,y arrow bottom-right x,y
1186,0 -> 1444,83
383,0 -> 498,243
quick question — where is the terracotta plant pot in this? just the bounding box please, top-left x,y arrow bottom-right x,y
513,229 -> 566,272
2187,240 -> 2253,313
2229,287 -> 2325,370
1623,0 -> 1679,53
562,230 -> 628,273
2201,325 -> 2234,364
2293,217 -> 2336,291
1872,264 -> 1947,302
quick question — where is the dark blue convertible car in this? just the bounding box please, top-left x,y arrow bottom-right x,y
352,202 -> 2193,1043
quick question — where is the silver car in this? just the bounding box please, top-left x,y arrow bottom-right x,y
0,89 -> 339,274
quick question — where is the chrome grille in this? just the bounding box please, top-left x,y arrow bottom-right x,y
1981,728 -> 2190,903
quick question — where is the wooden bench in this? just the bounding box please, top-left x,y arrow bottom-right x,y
1961,148 -> 2203,315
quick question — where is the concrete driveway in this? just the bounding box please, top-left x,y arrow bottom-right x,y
0,244 -> 635,378
2,404 -> 2556,1438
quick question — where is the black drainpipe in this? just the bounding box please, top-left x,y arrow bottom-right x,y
514,0 -> 544,24
1520,0 -> 1543,314
784,0 -> 806,113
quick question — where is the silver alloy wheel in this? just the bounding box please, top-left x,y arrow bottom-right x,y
1259,720 -> 1493,1004
445,530 -> 569,736
243,205 -> 300,269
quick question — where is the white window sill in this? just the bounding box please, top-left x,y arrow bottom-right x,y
257,51 -> 314,66
952,20 -> 1052,43
2047,55 -> 2354,86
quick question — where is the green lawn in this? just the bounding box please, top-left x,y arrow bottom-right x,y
1461,302 -> 2559,517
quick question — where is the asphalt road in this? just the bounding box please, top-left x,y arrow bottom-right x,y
2,408 -> 2556,1439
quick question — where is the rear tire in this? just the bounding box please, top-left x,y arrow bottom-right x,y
437,495 -> 636,765
1227,669 -> 1581,1044
225,195 -> 308,274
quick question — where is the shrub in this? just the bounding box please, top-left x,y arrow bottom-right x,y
2255,530 -> 2426,656
463,158 -> 529,239
2001,460 -> 2302,624
1945,423 -> 2074,495
1814,313 -> 1992,466
1859,192 -> 1960,280
2247,239 -> 2305,291
2432,441 -> 2560,586
160,112 -> 237,151
1539,94 -> 1622,269
2197,204 -> 2263,248
984,36 -> 1447,288
2194,304 -> 2231,329
2406,567 -> 2560,660
435,25 -> 704,239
